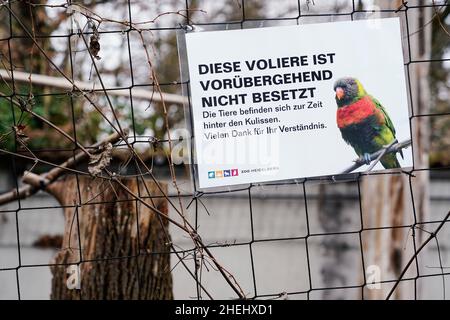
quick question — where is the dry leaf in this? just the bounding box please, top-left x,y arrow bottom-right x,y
13,124 -> 29,145
88,142 -> 112,176
89,34 -> 101,60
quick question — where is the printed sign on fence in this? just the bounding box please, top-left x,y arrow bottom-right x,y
184,18 -> 412,188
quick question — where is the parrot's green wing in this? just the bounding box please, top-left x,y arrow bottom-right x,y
369,95 -> 396,136
369,95 -> 404,160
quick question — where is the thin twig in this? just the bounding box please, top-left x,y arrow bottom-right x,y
0,92 -> 92,157
0,130 -> 126,206
386,210 -> 450,300
2,3 -> 247,300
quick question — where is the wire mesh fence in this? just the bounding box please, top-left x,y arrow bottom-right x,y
0,0 -> 449,300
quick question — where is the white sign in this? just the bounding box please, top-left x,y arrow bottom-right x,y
184,18 -> 412,189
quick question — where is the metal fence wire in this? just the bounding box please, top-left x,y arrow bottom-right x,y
0,0 -> 449,300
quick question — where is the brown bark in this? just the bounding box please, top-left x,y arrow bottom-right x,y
361,174 -> 413,299
362,0 -> 431,299
317,1 -> 432,299
48,175 -> 173,300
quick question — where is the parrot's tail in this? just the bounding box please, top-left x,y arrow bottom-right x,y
380,152 -> 401,169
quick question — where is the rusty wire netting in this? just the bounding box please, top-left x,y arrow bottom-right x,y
0,0 -> 449,301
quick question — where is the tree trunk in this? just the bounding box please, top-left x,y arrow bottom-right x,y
317,1 -> 432,299
362,0 -> 431,299
48,175 -> 173,300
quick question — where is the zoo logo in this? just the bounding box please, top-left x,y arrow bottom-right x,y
208,169 -> 239,179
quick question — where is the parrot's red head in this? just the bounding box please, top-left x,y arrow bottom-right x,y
333,77 -> 366,107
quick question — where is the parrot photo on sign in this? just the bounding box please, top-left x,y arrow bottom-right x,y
333,77 -> 402,169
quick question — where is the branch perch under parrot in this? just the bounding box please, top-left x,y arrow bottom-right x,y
340,138 -> 412,174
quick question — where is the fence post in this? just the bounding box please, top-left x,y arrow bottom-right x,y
362,0 -> 432,299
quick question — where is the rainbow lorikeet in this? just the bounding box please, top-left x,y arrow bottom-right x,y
333,77 -> 402,169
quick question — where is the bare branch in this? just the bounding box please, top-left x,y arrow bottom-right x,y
0,2 -> 247,300
0,130 -> 127,206
386,210 -> 450,300
340,139 -> 412,174
0,69 -> 188,105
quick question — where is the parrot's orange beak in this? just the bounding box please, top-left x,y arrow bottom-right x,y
335,87 -> 345,100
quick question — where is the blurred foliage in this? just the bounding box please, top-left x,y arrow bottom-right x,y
429,6 -> 450,167
0,1 -> 267,159
0,1 -> 101,155
2,1 -> 179,154
129,0 -> 265,139
1,0 -> 448,167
